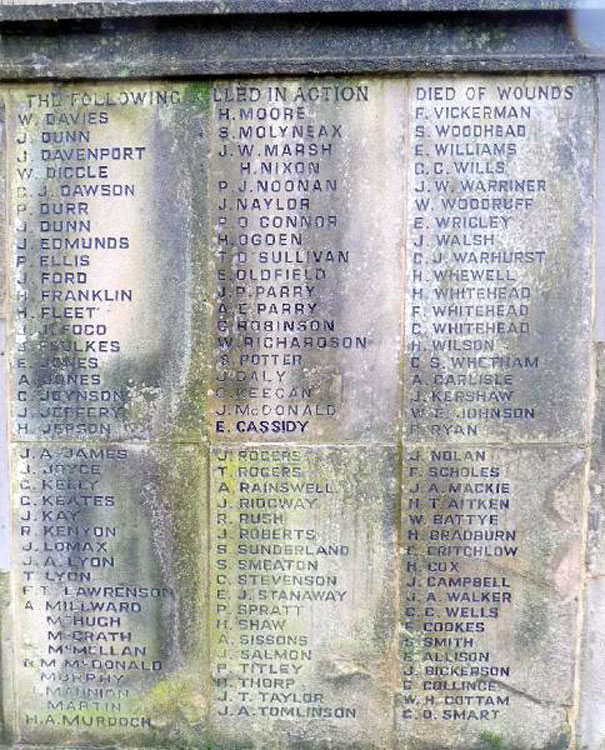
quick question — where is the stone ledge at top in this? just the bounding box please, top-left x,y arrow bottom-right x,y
2,0 -> 605,22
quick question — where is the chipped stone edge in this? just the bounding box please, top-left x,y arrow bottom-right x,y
576,72 -> 605,750
571,76 -> 601,750
0,0 -> 596,23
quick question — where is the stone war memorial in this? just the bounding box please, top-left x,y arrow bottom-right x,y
0,1 -> 605,749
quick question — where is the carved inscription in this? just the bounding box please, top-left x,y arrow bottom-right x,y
9,86 -> 199,442
5,79 -> 405,748
405,78 -> 594,442
1,75 -> 596,750
12,443 -> 206,744
399,77 -> 594,749
399,447 -> 585,748
205,79 -> 403,747
6,85 -> 208,745
208,80 -> 404,442
209,446 -> 396,747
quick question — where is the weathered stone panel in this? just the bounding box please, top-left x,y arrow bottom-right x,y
6,83 -> 211,443
399,446 -> 586,750
205,78 -> 405,444
208,445 -> 398,749
0,72 -> 598,750
578,346 -> 605,750
399,74 -> 596,750
403,76 -> 595,444
12,443 -> 208,747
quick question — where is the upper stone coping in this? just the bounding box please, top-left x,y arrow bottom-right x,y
2,0 -> 605,22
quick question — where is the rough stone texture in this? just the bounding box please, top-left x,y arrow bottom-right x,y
0,93 -> 11,749
596,76 -> 605,344
403,75 -> 595,445
0,1 -> 590,18
0,70 -> 599,750
399,446 -> 586,750
0,95 -> 8,570
581,79 -> 605,745
0,13 -> 605,80
578,346 -> 605,750
11,443 -> 207,747
0,574 -> 12,744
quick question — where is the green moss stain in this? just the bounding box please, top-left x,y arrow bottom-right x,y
142,444 -> 207,660
169,80 -> 214,440
480,732 -> 503,750
138,674 -> 208,748
185,81 -> 211,109
143,674 -> 206,724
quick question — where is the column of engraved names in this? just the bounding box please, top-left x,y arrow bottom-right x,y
207,82 -> 356,741
210,448 -> 356,726
14,445 -> 168,736
405,81 -> 575,441
402,79 -> 533,733
8,87 -> 178,741
210,81 -> 373,441
207,79 -> 403,747
13,90 -> 140,441
400,76 -> 594,745
400,448 -> 515,721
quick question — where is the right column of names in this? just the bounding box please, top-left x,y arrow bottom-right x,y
400,76 -> 596,750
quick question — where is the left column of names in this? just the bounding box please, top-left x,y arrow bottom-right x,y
6,83 -> 211,748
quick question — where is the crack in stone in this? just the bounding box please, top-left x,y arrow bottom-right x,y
491,679 -> 571,709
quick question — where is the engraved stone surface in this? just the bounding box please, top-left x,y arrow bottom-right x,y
404,76 -> 595,444
0,70 -> 599,750
208,445 -> 397,749
399,446 -> 586,750
205,79 -> 405,444
6,84 -> 210,443
12,443 -> 207,746
399,74 -> 596,750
